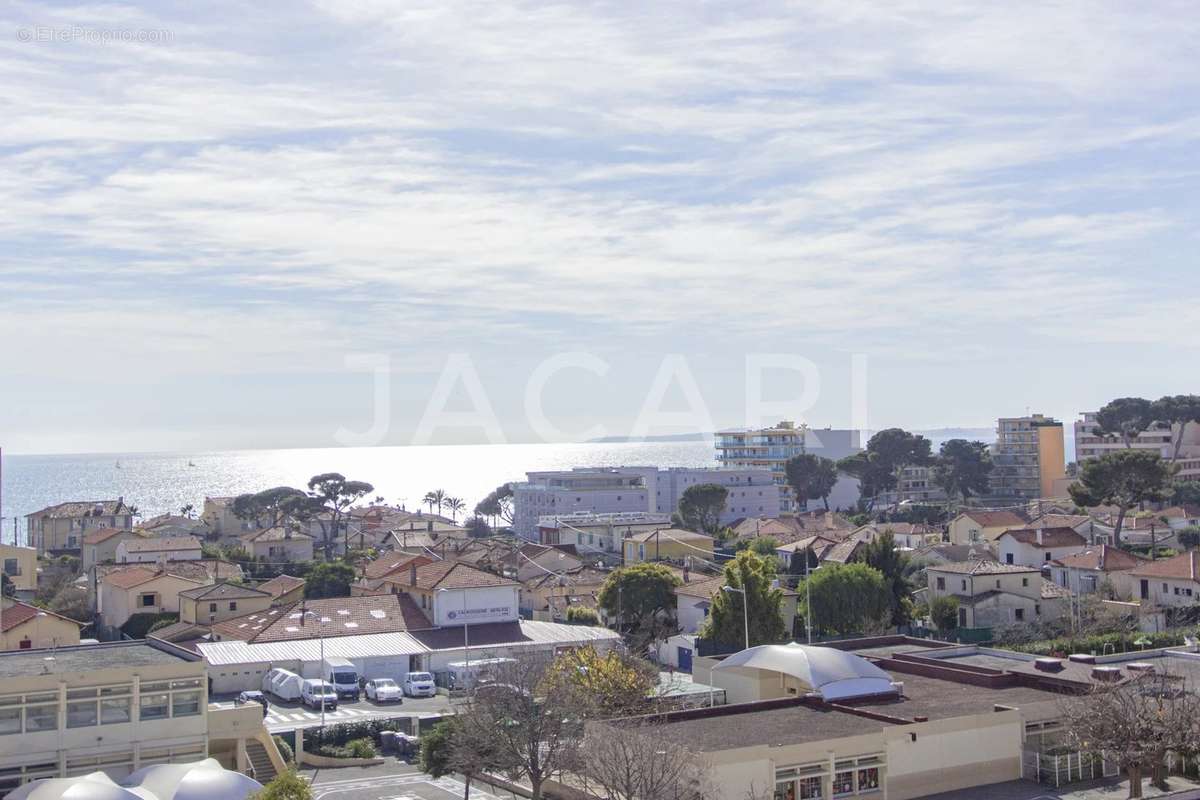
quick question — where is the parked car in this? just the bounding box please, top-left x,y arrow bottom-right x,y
322,656 -> 361,700
403,671 -> 437,698
364,678 -> 403,703
235,690 -> 269,717
301,679 -> 339,711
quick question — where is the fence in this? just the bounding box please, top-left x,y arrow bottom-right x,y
1021,749 -> 1119,786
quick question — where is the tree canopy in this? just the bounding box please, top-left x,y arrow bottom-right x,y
597,562 -> 681,646
307,473 -> 374,558
932,439 -> 992,504
1069,450 -> 1173,546
862,531 -> 912,625
929,595 -> 959,631
701,550 -> 787,649
676,483 -> 728,534
801,562 -> 890,636
548,645 -> 657,718
251,770 -> 312,800
1094,397 -> 1157,447
784,454 -> 840,511
838,428 -> 932,509
304,561 -> 357,599
474,484 -> 514,527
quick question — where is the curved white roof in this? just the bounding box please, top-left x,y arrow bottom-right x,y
713,642 -> 896,701
9,759 -> 261,800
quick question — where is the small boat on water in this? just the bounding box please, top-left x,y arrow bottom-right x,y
115,460 -> 122,469
187,460 -> 197,467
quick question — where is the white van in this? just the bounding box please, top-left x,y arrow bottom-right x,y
403,671 -> 436,698
322,657 -> 360,700
262,667 -> 303,702
301,679 -> 339,710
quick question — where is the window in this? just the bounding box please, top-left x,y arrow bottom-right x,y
1022,578 -> 1029,587
140,693 -> 169,721
140,593 -> 156,608
172,691 -> 201,718
857,767 -> 880,792
0,709 -> 20,736
101,697 -> 131,725
24,704 -> 57,732
1035,604 -> 1042,616
2,559 -> 18,576
1015,608 -> 1025,621
67,700 -> 98,728
936,577 -> 945,590
1005,553 -> 1014,564
228,601 -> 237,611
209,603 -> 217,613
833,771 -> 854,796
961,580 -> 967,591
18,640 -> 31,650
1045,552 -> 1052,562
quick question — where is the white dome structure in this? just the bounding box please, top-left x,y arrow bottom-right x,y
8,759 -> 262,800
713,642 -> 896,701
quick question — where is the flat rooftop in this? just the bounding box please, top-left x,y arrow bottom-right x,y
0,640 -> 196,679
652,672 -> 1064,751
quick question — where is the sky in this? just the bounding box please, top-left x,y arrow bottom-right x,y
1,1 -> 1198,454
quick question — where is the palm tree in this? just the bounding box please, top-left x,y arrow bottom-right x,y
179,503 -> 195,519
423,492 -> 438,513
430,489 -> 447,514
445,497 -> 466,522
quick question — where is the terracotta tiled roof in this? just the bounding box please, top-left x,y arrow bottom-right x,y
957,511 -> 1028,528
775,535 -> 838,556
1029,514 -> 1093,530
0,600 -> 81,632
928,560 -> 1039,576
27,500 -> 131,519
1040,579 -> 1073,600
1130,551 -> 1200,581
82,527 -> 129,545
363,554 -> 432,581
178,581 -> 271,601
999,527 -> 1088,548
240,526 -> 313,543
1051,545 -> 1144,572
257,574 -> 305,599
103,567 -> 165,589
211,593 -> 432,643
408,560 -> 517,591
673,575 -> 725,600
119,536 -> 202,553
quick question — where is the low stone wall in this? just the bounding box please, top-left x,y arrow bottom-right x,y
298,751 -> 385,768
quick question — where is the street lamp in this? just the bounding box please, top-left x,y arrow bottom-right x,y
438,588 -> 470,688
721,585 -> 750,652
302,610 -> 329,729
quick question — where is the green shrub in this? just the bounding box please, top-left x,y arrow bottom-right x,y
1004,629 -> 1191,656
346,738 -> 377,759
121,612 -> 179,639
273,735 -> 294,764
565,606 -> 600,626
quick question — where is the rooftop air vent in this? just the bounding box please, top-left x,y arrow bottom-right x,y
1127,662 -> 1155,674
1068,653 -> 1097,664
1034,657 -> 1064,672
1092,665 -> 1122,682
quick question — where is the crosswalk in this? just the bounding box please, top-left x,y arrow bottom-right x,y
267,704 -> 383,727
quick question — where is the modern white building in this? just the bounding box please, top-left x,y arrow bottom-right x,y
511,465 -> 780,540
715,422 -> 863,512
1076,412 -> 1200,481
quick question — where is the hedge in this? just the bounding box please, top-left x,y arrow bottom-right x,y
304,718 -> 408,752
121,612 -> 179,639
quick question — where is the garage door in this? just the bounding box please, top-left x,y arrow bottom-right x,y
358,657 -> 409,683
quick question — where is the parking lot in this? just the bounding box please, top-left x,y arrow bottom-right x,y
306,763 -> 516,800
211,691 -> 457,733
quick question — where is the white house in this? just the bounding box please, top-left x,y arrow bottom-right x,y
116,536 -> 203,564
1049,545 -> 1144,601
996,527 -> 1088,568
926,560 -> 1064,628
1129,551 -> 1200,608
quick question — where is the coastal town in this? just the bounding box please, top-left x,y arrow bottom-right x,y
2,399 -> 1200,799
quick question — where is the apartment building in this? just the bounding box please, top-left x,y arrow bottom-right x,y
1075,412 -> 1200,481
26,499 -> 135,555
115,536 -> 203,564
715,421 -> 863,511
990,414 -> 1068,500
512,465 -> 780,540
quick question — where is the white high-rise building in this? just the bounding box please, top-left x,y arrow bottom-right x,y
1075,412 -> 1200,481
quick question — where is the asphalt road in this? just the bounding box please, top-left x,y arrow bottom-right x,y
306,763 -> 515,800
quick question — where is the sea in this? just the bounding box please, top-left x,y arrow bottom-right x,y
0,441 -> 718,547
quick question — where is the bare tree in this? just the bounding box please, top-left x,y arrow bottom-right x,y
1060,673 -> 1200,798
455,654 -> 583,800
582,721 -> 712,800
